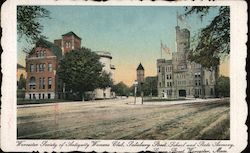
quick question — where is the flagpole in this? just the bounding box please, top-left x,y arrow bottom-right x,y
160,40 -> 163,58
177,11 -> 179,26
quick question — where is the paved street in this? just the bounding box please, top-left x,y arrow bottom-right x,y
17,97 -> 230,139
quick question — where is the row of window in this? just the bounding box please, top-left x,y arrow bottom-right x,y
166,74 -> 172,80
176,73 -> 185,79
195,80 -> 201,86
195,89 -> 202,95
65,42 -> 72,48
29,77 -> 52,90
159,72 -> 201,80
194,72 -> 201,78
159,81 -> 172,88
29,93 -> 51,100
178,80 -> 186,85
162,89 -> 172,96
36,50 -> 46,58
30,63 -> 53,72
158,66 -> 173,73
159,79 -> 203,87
160,88 -> 214,97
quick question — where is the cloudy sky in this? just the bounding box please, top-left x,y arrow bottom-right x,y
17,5 -> 229,86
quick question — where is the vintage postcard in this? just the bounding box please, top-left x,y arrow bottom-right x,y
1,0 -> 248,152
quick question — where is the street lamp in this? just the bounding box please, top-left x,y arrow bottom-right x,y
134,80 -> 138,104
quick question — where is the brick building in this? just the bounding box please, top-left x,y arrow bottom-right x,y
54,31 -> 81,55
25,39 -> 62,100
25,31 -> 115,100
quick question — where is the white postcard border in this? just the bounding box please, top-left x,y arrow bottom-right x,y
1,0 -> 248,152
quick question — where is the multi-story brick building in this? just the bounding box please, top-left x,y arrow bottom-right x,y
25,31 -> 115,100
157,26 -> 217,98
25,39 -> 62,100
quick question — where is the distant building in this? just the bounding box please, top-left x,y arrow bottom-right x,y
136,63 -> 145,83
94,51 -> 116,99
17,63 -> 26,80
25,31 -> 115,100
157,26 -> 217,98
17,63 -> 26,88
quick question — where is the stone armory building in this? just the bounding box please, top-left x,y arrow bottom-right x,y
25,32 -> 115,100
157,26 -> 217,98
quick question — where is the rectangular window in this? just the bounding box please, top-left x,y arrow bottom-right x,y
39,78 -> 42,89
29,94 -> 31,100
30,64 -> 34,72
36,64 -> 39,72
39,64 -> 43,71
43,63 -> 46,71
48,63 -> 52,72
48,77 -> 52,89
43,50 -> 46,57
39,94 -> 41,99
48,93 -> 51,99
42,78 -> 45,89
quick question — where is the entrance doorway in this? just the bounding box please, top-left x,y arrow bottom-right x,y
179,90 -> 186,97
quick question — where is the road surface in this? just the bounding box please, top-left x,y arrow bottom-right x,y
17,97 -> 230,140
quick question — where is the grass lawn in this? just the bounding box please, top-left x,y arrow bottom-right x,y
17,99 -> 71,105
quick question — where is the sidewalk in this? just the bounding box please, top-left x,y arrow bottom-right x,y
17,98 -> 128,108
128,97 -> 228,105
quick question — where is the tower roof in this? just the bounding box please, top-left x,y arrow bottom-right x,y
137,63 -> 144,70
62,31 -> 81,40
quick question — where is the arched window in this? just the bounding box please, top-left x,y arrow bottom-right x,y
29,77 -> 36,89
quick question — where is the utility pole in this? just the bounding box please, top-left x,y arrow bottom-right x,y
141,82 -> 144,105
134,80 -> 138,105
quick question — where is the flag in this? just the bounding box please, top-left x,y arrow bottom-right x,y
178,14 -> 185,21
160,41 -> 171,55
162,44 -> 171,55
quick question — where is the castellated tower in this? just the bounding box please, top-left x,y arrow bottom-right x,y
174,26 -> 190,67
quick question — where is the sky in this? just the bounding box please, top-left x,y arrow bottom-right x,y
17,6 -> 229,86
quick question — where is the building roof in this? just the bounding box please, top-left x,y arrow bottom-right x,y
62,31 -> 81,40
95,51 -> 112,59
34,39 -> 62,58
17,63 -> 25,69
137,63 -> 144,70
